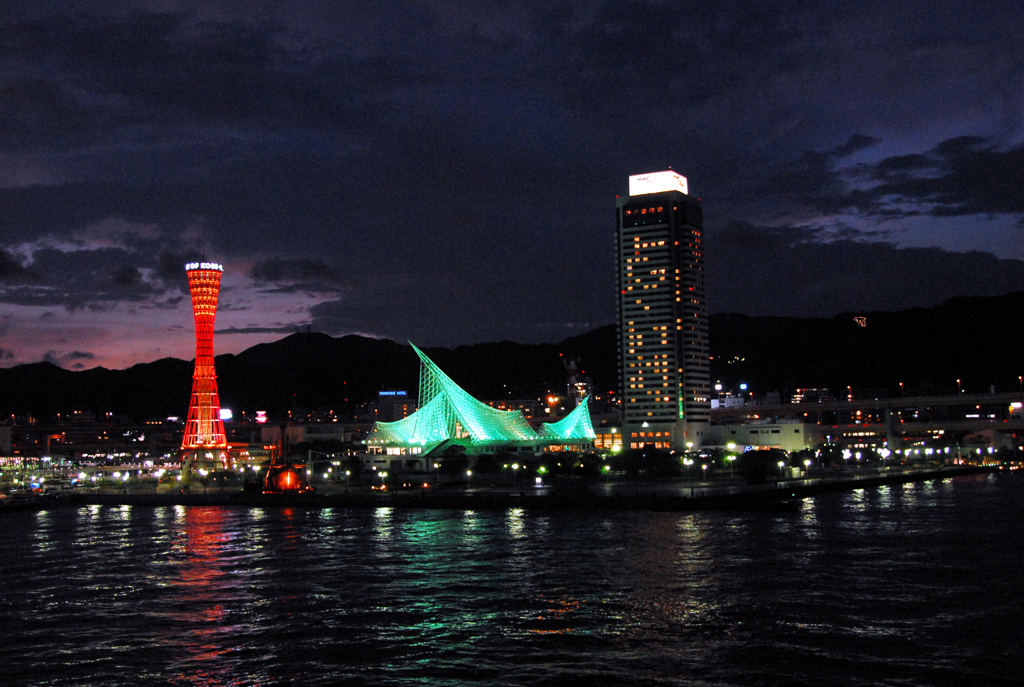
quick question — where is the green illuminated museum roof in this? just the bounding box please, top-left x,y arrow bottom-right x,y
366,343 -> 595,448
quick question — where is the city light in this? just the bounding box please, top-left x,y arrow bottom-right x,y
628,170 -> 688,196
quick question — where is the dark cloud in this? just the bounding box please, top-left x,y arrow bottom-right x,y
157,252 -> 203,291
832,134 -> 882,159
307,259 -> 610,345
762,135 -> 1024,223
0,77 -> 96,151
0,13 -> 293,145
707,221 -> 1024,317
530,2 -> 832,115
248,258 -> 353,294
0,247 -> 168,308
146,295 -> 185,310
42,349 -> 95,369
0,5 -> 832,254
867,137 -> 1024,217
872,153 -> 935,174
0,182 -> 198,244
0,10 -> 430,162
111,264 -> 142,288
0,249 -> 27,281
765,134 -> 885,215
765,151 -> 850,211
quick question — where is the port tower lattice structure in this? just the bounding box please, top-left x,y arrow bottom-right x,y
366,343 -> 596,452
180,261 -> 231,474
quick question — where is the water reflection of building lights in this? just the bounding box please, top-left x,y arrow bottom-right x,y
507,508 -> 525,538
372,506 -> 394,540
163,508 -> 248,679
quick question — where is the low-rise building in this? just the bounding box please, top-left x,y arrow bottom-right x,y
707,420 -> 822,452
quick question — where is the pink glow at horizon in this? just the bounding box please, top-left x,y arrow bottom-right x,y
0,260 -> 324,370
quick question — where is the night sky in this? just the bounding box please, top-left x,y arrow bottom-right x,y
2,1 -> 1023,370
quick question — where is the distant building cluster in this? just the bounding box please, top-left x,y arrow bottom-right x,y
2,171 -> 1023,482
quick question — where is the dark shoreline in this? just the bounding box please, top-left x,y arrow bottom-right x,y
1,465 -> 998,513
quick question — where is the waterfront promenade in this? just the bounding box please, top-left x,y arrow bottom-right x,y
1,464 -> 997,513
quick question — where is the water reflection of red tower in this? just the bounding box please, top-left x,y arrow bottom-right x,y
181,262 -> 231,472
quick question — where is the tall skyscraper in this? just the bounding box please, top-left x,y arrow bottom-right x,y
180,261 -> 231,474
616,171 -> 710,450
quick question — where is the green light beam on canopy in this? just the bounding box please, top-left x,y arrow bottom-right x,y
540,395 -> 597,440
366,343 -> 595,449
411,342 -> 536,442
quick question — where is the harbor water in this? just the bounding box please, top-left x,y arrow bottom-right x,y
1,472 -> 1021,686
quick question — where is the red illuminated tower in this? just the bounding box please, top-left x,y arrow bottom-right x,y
180,261 -> 231,474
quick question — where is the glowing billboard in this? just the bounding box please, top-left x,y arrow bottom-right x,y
629,171 -> 688,197
185,261 -> 224,272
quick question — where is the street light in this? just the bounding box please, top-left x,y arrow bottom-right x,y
804,458 -> 812,477
379,470 -> 388,490
466,469 -> 472,491
777,461 -> 785,480
512,463 -> 519,488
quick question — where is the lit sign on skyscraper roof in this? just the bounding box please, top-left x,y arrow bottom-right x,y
629,171 -> 688,197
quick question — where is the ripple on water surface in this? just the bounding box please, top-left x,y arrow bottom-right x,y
1,473 -> 1022,686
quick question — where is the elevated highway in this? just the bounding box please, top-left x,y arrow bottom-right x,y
711,391 -> 1024,417
710,392 -> 1024,447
